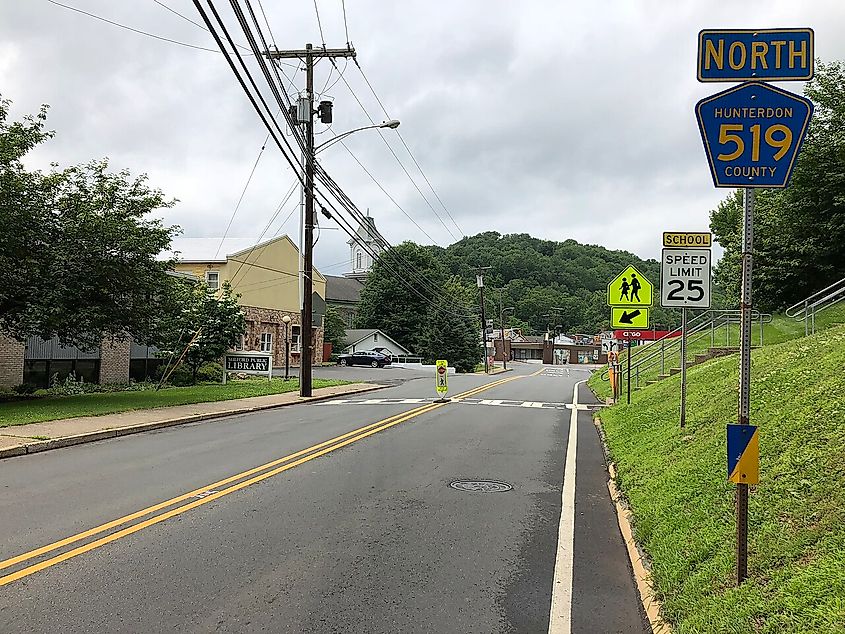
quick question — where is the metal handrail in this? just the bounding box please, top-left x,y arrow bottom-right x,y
786,276 -> 845,318
785,276 -> 845,336
599,309 -> 768,381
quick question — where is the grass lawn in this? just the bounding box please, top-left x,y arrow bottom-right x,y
588,304 -> 845,400
594,325 -> 845,633
0,378 -> 352,428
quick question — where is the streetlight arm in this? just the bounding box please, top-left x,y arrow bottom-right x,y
315,120 -> 400,154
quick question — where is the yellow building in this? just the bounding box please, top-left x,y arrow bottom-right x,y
174,235 -> 326,367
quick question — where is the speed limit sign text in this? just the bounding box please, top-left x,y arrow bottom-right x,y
661,248 -> 711,308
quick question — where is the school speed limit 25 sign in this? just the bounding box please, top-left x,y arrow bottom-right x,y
661,248 -> 711,308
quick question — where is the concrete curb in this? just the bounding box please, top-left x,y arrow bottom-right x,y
592,414 -> 672,634
0,383 -> 387,461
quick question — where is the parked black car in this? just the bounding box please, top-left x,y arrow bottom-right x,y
337,350 -> 392,368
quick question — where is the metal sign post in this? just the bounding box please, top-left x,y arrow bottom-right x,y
736,187 -> 755,582
695,27 -> 814,586
626,335 -> 632,404
679,307 -> 687,428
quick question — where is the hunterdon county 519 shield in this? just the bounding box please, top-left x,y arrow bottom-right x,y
696,82 -> 813,188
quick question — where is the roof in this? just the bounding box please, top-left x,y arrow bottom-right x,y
326,275 -> 364,303
522,335 -> 545,343
343,329 -> 378,347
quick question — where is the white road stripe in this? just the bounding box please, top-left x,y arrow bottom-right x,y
548,380 -> 585,634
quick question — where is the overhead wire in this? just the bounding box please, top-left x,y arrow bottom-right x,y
312,0 -> 326,47
47,0 -> 223,53
332,63 -> 459,242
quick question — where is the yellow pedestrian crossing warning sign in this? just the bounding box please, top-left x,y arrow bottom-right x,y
611,307 -> 650,329
607,265 -> 653,307
435,360 -> 448,395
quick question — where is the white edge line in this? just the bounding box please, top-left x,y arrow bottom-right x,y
548,379 -> 585,634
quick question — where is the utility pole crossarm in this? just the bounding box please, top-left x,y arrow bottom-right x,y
265,48 -> 356,60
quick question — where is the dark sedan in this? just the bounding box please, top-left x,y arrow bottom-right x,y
337,350 -> 392,368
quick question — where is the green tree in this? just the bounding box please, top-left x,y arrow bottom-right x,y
355,241 -> 447,353
0,97 -> 179,347
710,61 -> 845,310
322,306 -> 347,355
419,278 -> 481,373
158,281 -> 246,383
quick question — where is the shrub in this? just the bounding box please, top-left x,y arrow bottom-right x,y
196,362 -> 223,383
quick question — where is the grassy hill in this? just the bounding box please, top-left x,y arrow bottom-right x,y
592,324 -> 845,632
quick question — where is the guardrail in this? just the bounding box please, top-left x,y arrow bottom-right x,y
785,276 -> 845,336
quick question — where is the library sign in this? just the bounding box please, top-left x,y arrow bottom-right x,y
223,352 -> 273,383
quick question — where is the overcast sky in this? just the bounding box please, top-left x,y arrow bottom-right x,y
3,1 -> 844,276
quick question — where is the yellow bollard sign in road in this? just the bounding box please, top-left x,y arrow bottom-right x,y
435,360 -> 448,397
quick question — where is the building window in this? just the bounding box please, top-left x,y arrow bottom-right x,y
356,251 -> 362,269
206,271 -> 220,291
234,335 -> 245,351
260,333 -> 273,353
373,332 -> 378,343
291,326 -> 301,352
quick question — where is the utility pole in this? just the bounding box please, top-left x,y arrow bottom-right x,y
476,269 -> 490,373
499,298 -> 514,372
266,44 -> 356,397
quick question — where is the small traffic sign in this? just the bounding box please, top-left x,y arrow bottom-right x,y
435,359 -> 448,395
610,307 -> 649,329
727,424 -> 759,485
607,265 -> 653,307
696,82 -> 813,188
697,28 -> 814,82
661,248 -> 712,308
663,232 -> 711,248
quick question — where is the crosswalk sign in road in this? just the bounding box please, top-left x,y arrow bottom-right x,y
435,360 -> 448,396
607,265 -> 653,308
610,307 -> 650,329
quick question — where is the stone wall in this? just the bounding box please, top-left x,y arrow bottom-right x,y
0,333 -> 25,387
100,338 -> 131,384
241,306 -> 324,367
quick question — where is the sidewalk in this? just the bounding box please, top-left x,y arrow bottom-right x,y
0,382 -> 384,460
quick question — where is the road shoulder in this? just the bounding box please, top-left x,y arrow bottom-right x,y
0,382 -> 386,460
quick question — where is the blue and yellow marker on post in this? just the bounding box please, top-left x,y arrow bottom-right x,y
727,424 -> 759,485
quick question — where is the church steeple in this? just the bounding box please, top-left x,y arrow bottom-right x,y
346,210 -> 381,280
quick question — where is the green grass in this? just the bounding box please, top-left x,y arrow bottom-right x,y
589,304 -> 845,400
0,378 -> 352,427
593,325 -> 845,633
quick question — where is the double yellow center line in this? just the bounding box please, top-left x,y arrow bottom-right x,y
0,373 -> 525,587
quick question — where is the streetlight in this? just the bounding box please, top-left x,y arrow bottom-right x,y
282,315 -> 291,381
500,306 -> 514,371
296,117 -> 400,398
315,120 -> 400,154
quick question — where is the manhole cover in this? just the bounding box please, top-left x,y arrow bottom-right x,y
449,479 -> 513,493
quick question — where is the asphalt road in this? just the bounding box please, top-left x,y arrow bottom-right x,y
0,364 -> 646,633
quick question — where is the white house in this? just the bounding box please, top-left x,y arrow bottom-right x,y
342,329 -> 412,357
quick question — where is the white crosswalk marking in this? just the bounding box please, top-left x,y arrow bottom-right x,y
320,397 -> 604,410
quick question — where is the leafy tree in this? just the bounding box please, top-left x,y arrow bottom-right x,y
322,306 -> 347,354
0,97 -> 179,347
419,277 -> 482,372
710,61 -> 845,310
157,281 -> 245,383
355,241 -> 447,352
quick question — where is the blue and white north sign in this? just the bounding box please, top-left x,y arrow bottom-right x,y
696,82 -> 813,188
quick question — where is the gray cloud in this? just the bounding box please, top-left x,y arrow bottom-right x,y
2,0 -> 843,270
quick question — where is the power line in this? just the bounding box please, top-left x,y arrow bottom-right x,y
355,62 -> 465,238
312,0 -> 326,46
340,0 -> 350,45
47,0 -> 223,53
215,133 -> 269,258
333,64 -> 459,242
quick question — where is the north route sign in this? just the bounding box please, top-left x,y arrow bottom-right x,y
607,265 -> 653,308
697,29 -> 814,82
696,82 -> 813,188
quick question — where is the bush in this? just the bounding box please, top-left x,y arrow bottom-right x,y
196,362 -> 223,383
